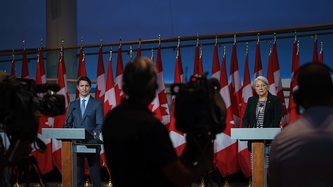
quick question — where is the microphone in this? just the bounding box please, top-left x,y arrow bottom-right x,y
63,107 -> 76,128
36,83 -> 61,93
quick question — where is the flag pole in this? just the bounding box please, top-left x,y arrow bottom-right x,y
158,34 -> 161,46
109,47 -> 112,61
151,48 -> 154,60
40,38 -> 43,49
129,46 -> 132,59
215,34 -> 218,46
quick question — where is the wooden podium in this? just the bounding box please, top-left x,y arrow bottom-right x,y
42,128 -> 99,187
231,128 -> 281,187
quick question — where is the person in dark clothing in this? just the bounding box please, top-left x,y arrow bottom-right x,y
242,76 -> 282,129
102,57 -> 213,187
242,76 -> 282,151
64,76 -> 104,187
269,62 -> 333,186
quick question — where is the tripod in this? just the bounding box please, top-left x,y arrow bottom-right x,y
10,156 -> 47,187
181,132 -> 222,187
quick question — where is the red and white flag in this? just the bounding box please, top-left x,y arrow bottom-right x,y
228,43 -> 242,127
272,42 -> 288,126
288,41 -> 301,124
169,46 -> 186,155
75,48 -> 87,98
148,53 -> 162,122
53,50 -> 71,173
115,47 -> 125,105
32,48 -> 54,174
156,45 -> 170,128
10,59 -> 15,76
101,52 -> 116,178
211,45 -> 220,79
96,47 -> 106,102
266,46 -> 276,95
238,50 -> 252,178
312,38 -> 319,63
21,48 -> 29,78
254,42 -> 263,79
214,48 -> 240,176
193,44 -> 201,75
104,53 -> 117,116
136,44 -> 141,58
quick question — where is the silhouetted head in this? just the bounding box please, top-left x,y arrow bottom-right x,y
296,62 -> 333,108
122,57 -> 158,104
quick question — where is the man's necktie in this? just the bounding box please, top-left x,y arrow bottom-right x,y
81,99 -> 86,117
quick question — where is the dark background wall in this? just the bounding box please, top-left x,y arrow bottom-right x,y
0,0 -> 332,83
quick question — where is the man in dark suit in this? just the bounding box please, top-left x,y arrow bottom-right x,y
64,76 -> 104,187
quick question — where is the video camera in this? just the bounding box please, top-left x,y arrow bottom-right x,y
170,72 -> 226,135
0,73 -> 65,146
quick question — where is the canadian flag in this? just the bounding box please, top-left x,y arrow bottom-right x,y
266,46 -> 276,95
156,45 -> 170,128
136,43 -> 141,58
10,58 -> 15,76
238,50 -> 252,178
102,53 -> 117,178
104,52 -> 117,116
148,52 -> 162,121
75,48 -> 87,98
115,47 -> 125,105
228,43 -> 242,127
169,46 -> 186,155
272,41 -> 289,126
21,48 -> 29,78
31,48 -> 54,174
288,40 -> 301,124
211,45 -> 220,79
53,49 -> 71,173
193,44 -> 201,75
96,47 -> 106,102
253,42 -> 263,79
214,47 -> 239,176
312,37 -> 319,63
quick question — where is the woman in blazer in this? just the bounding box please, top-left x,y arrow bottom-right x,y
242,76 -> 282,151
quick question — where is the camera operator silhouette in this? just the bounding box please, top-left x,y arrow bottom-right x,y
102,57 -> 215,187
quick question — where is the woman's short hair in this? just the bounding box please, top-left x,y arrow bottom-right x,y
253,76 -> 269,87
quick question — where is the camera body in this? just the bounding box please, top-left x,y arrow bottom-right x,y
170,73 -> 226,134
0,74 -> 65,144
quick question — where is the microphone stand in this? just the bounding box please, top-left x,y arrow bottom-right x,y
63,108 -> 76,128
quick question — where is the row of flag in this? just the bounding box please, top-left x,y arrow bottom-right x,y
10,37 -> 324,179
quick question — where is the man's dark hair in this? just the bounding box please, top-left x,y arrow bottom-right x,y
297,62 -> 333,106
77,76 -> 92,87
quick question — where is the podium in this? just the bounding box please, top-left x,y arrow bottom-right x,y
42,128 -> 101,187
231,128 -> 281,187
